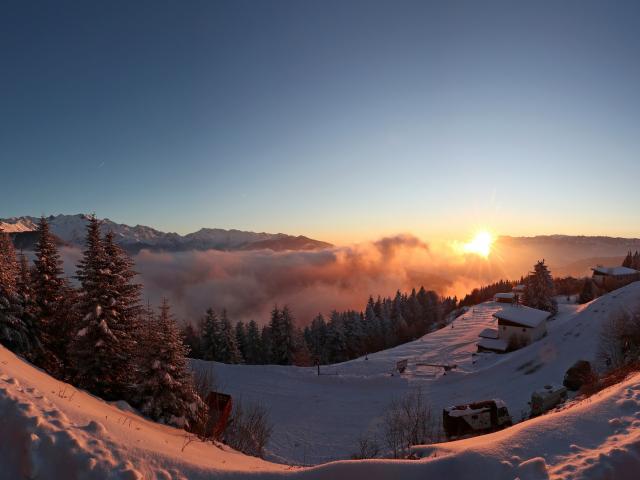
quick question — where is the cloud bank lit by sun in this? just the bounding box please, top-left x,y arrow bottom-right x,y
461,230 -> 494,258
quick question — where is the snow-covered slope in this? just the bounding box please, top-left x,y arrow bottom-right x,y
202,282 -> 640,465
3,336 -> 640,479
0,214 -> 332,252
0,345 -> 290,479
412,375 -> 640,480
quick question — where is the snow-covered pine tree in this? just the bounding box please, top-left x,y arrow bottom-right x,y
243,320 -> 263,364
235,321 -> 247,363
391,291 -> 409,342
578,278 -> 596,304
0,231 -> 39,357
344,311 -> 365,358
71,219 -> 142,400
307,313 -> 328,363
200,308 -> 221,361
379,301 -> 395,348
32,216 -> 75,375
15,252 -> 41,359
522,260 -> 558,315
181,321 -> 202,359
291,325 -> 312,366
268,305 -> 297,365
261,324 -> 272,364
0,230 -> 19,294
364,301 -> 383,352
136,298 -> 201,428
326,310 -> 348,363
218,309 -> 241,363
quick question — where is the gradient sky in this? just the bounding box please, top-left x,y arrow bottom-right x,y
2,0 -> 640,244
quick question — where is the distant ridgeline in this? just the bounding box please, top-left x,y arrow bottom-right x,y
1,214 -> 332,253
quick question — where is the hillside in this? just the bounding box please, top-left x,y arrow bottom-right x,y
0,214 -> 332,253
3,299 -> 640,478
199,282 -> 640,465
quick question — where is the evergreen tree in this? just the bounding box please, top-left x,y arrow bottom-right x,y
243,320 -> 263,364
344,311 -> 365,358
523,260 -> 558,315
307,314 -> 328,362
623,251 -> 634,268
0,231 -> 19,295
136,298 -> 200,427
578,278 -> 596,304
0,232 -> 38,357
182,321 -> 202,359
218,309 -> 241,363
268,306 -> 296,365
200,308 -> 221,361
261,324 -> 272,364
325,311 -> 348,363
235,321 -> 247,363
31,217 -> 72,374
71,219 -> 142,400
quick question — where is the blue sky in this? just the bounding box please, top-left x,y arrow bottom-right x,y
2,0 -> 640,243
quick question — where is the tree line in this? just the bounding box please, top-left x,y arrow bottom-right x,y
182,287 -> 459,366
622,251 -> 640,270
0,217 -> 201,428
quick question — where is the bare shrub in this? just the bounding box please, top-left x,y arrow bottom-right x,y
578,361 -> 639,398
350,434 -> 380,459
575,310 -> 640,399
223,400 -> 273,458
597,310 -> 640,371
383,389 -> 438,459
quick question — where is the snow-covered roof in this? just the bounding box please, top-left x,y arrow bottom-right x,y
592,266 -> 639,276
513,284 -> 526,292
477,337 -> 508,352
494,292 -> 515,299
446,406 -> 487,417
445,399 -> 508,415
478,328 -> 499,339
493,306 -> 550,328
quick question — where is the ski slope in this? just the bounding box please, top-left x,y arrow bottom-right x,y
202,282 -> 640,465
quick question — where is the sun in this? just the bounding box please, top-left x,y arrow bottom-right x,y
462,230 -> 494,258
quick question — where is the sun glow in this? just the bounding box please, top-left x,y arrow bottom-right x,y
462,230 -> 494,258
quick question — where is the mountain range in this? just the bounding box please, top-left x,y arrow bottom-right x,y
0,214 -> 333,253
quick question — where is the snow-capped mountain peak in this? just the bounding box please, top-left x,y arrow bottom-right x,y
0,214 -> 332,252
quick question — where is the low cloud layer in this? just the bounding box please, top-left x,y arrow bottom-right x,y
55,233 -> 630,325
132,234 -> 512,324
